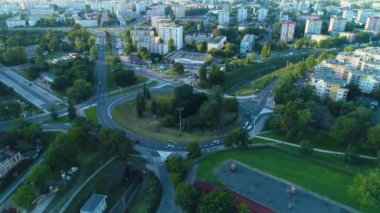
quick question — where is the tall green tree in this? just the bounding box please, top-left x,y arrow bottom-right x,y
12,185 -> 36,210
67,103 -> 76,121
173,63 -> 185,74
197,189 -> 235,213
168,38 -> 175,52
349,169 -> 380,207
260,43 -> 271,59
198,65 -> 207,81
175,183 -> 200,213
187,141 -> 201,159
136,92 -> 145,117
367,124 -> 380,151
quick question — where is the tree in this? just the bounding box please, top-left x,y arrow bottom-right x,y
299,141 -> 313,155
294,38 -> 304,49
114,68 -> 137,87
74,37 -> 85,52
3,46 -> 27,65
347,84 -> 361,101
67,103 -> 76,121
224,128 -> 249,147
260,43 -> 271,59
305,55 -> 316,70
367,124 -> 380,151
197,189 -> 234,213
187,142 -> 201,159
89,45 -> 99,58
223,97 -> 238,113
208,68 -> 225,86
196,41 -> 207,52
198,65 -> 207,81
136,92 -> 145,117
151,99 -> 158,115
344,45 -> 356,52
349,169 -> 380,207
67,79 -> 93,103
100,128 -> 132,157
237,203 -> 250,213
12,185 -> 36,210
345,144 -> 358,164
165,155 -> 187,185
143,83 -> 151,99
168,38 -> 175,52
173,63 -> 185,74
224,61 -> 231,72
175,183 -> 200,213
24,164 -> 52,193
330,116 -> 357,144
246,53 -> 256,64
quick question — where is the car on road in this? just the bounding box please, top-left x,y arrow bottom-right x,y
246,125 -> 253,131
242,121 -> 249,129
67,166 -> 79,175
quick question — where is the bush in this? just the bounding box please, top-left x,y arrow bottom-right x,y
299,141 -> 313,155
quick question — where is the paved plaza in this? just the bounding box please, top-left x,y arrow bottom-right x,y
216,161 -> 355,213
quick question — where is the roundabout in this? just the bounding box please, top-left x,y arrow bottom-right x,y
108,89 -> 242,144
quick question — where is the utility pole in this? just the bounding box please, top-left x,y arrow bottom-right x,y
176,107 -> 184,132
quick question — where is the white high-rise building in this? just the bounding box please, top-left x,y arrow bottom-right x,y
136,3 -> 146,15
342,9 -> 353,22
257,8 -> 268,22
356,9 -> 374,24
237,8 -> 247,23
158,24 -> 184,50
365,16 -> 380,33
305,18 -> 322,34
150,6 -> 165,16
174,5 -> 185,19
218,10 -> 229,25
328,16 -> 346,34
280,20 -> 296,42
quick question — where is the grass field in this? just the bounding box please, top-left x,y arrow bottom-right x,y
84,106 -> 98,124
108,80 -> 159,98
224,54 -> 309,93
64,158 -> 132,213
196,148 -> 377,212
112,92 -> 240,143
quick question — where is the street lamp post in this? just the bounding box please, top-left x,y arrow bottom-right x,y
176,107 -> 184,132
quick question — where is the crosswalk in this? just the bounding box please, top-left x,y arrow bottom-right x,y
146,149 -> 186,165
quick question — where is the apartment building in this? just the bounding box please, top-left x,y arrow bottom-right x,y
218,10 -> 230,25
305,17 -> 322,34
174,5 -> 185,18
309,65 -> 349,101
280,20 -> 296,42
356,9 -> 374,24
150,6 -> 165,16
365,16 -> 380,33
185,33 -> 212,44
328,16 -> 346,34
158,24 -> 184,50
0,147 -> 23,179
207,36 -> 227,51
240,34 -> 255,54
257,8 -> 268,22
237,8 -> 247,23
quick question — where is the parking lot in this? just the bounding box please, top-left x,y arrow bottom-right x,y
216,161 -> 354,213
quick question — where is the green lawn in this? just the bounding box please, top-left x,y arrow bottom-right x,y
196,148 -> 377,212
44,114 -> 70,124
64,158 -> 133,213
84,106 -> 98,124
112,92 -> 241,143
224,54 -> 309,93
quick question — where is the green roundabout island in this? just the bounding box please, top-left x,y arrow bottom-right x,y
111,85 -> 242,143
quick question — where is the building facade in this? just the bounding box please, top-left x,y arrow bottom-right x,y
305,18 -> 322,34
280,20 -> 295,42
218,10 -> 229,25
0,147 -> 22,179
365,16 -> 380,33
257,8 -> 268,22
174,5 -> 185,18
207,36 -> 227,51
328,16 -> 346,34
237,8 -> 247,23
240,34 -> 255,54
158,24 -> 184,50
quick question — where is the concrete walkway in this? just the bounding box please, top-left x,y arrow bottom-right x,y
253,135 -> 377,160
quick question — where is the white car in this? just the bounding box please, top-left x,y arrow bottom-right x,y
246,125 -> 253,131
67,166 -> 79,175
242,121 -> 249,129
